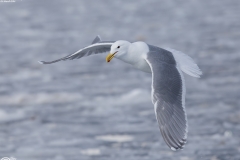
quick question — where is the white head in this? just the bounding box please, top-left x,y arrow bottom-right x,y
106,40 -> 131,62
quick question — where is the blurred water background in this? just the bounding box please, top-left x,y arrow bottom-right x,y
0,0 -> 240,159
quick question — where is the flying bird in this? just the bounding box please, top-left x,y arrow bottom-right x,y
39,35 -> 202,151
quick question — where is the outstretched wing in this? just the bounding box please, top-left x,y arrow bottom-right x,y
145,50 -> 188,151
39,36 -> 114,64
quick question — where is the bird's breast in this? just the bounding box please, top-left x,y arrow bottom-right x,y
128,41 -> 151,73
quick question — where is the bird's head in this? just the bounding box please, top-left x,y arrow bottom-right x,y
106,40 -> 131,62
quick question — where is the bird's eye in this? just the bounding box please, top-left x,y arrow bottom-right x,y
117,46 -> 120,48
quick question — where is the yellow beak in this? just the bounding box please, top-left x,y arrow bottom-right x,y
106,52 -> 117,62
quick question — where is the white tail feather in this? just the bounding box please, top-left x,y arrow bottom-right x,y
164,48 -> 202,78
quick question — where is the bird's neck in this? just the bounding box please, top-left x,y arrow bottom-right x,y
118,42 -> 151,73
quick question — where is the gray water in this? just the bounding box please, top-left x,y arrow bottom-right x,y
0,0 -> 240,160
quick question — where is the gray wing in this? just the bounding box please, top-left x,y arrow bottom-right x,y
145,50 -> 187,151
39,37 -> 114,64
91,35 -> 101,44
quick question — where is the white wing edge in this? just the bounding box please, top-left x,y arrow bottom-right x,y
176,64 -> 188,141
38,42 -> 113,64
164,48 -> 202,78
64,42 -> 114,58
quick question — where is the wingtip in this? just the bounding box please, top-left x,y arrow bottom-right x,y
170,147 -> 177,151
170,144 -> 185,151
38,61 -> 45,64
91,35 -> 102,44
97,35 -> 101,40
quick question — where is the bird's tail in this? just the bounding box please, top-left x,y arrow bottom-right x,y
165,48 -> 202,78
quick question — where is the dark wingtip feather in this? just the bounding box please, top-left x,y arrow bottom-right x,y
38,58 -> 64,64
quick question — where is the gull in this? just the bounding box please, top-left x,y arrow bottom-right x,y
39,35 -> 202,151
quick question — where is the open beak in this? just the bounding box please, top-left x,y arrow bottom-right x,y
106,51 -> 117,62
